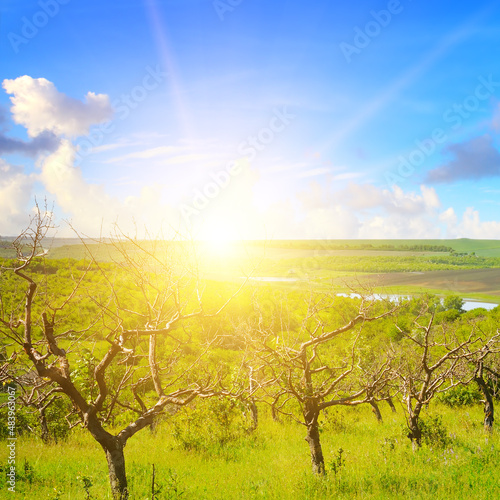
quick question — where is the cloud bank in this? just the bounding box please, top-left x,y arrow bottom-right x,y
2,74 -> 500,240
0,130 -> 59,157
425,135 -> 500,183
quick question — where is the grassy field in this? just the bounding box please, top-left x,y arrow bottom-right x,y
4,238 -> 500,301
1,404 -> 499,499
2,239 -> 500,498
246,239 -> 500,257
3,237 -> 500,259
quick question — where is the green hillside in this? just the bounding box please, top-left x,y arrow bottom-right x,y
247,239 -> 500,257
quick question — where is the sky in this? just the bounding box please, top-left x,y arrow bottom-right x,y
1,0 -> 500,240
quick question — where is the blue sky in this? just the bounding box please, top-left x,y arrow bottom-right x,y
1,0 -> 500,240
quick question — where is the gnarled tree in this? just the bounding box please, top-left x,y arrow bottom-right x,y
250,291 -> 396,474
469,342 -> 500,431
0,208 -> 246,499
393,306 -> 499,449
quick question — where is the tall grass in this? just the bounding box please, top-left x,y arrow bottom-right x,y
1,404 -> 499,499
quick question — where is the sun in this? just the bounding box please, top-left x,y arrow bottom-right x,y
203,226 -> 236,255
198,214 -> 242,257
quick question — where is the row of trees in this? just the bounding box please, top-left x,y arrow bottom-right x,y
267,254 -> 500,275
249,240 -> 454,252
1,210 -> 499,499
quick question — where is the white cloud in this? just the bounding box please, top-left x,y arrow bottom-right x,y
438,206 -> 500,238
359,213 -> 442,239
3,74 -> 500,242
105,146 -> 185,163
296,167 -> 332,178
439,207 -> 458,230
2,76 -> 113,138
318,182 -> 441,216
296,180 -> 329,210
40,140 -> 123,234
335,183 -> 386,210
293,182 -> 443,239
299,206 -> 361,238
459,207 -> 500,239
420,184 -> 441,210
39,140 -> 181,237
0,160 -> 34,234
0,77 -> 211,237
388,184 -> 441,214
330,172 -> 362,182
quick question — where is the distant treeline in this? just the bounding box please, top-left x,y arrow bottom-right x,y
249,240 -> 454,252
0,257 -> 105,274
265,254 -> 500,274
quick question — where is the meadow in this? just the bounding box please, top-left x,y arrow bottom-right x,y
1,404 -> 499,499
3,237 -> 500,301
245,238 -> 500,257
2,238 -> 500,499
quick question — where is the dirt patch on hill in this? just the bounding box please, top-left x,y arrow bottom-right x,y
364,269 -> 500,296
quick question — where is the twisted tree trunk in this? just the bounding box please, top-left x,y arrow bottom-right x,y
87,416 -> 129,499
103,440 -> 128,500
475,364 -> 494,431
39,408 -> 50,444
248,366 -> 258,431
304,399 -> 325,474
369,400 -> 383,423
385,396 -> 397,413
407,415 -> 422,450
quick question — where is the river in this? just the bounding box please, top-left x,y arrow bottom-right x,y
246,277 -> 498,311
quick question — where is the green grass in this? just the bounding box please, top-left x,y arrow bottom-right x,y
2,404 -> 500,499
3,238 -> 500,262
442,239 -> 500,257
260,255 -> 500,275
246,239 -> 500,257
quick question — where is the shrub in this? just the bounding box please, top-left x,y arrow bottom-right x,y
419,415 -> 451,448
172,396 -> 253,453
443,295 -> 464,313
438,384 -> 481,407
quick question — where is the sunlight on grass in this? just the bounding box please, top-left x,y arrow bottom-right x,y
6,404 -> 500,499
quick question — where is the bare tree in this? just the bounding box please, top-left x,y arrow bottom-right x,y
0,341 -> 71,443
250,292 -> 396,474
393,307 -> 499,449
0,207 -> 246,499
0,365 -> 66,442
470,343 -> 500,431
474,358 -> 495,431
